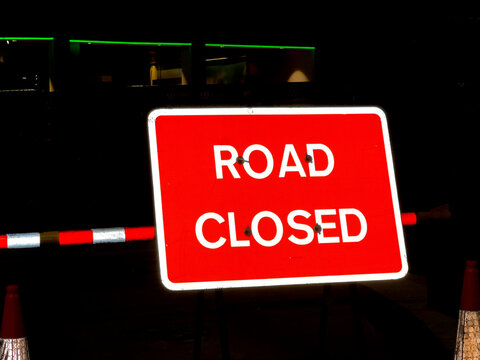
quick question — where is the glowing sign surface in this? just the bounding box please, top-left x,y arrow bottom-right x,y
148,107 -> 408,290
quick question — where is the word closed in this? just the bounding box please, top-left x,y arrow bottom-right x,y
195,208 -> 367,249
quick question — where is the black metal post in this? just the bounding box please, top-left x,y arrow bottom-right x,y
194,290 -> 205,360
215,289 -> 230,360
349,284 -> 367,359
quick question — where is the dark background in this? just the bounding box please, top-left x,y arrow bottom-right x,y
2,14 -> 476,231
1,13 -> 479,359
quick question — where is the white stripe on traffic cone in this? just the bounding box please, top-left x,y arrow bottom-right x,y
0,285 -> 30,360
454,260 -> 480,359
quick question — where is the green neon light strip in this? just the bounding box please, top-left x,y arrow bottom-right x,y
0,37 -> 54,41
69,39 -> 192,46
205,43 -> 315,50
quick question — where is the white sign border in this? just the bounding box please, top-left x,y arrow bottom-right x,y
148,106 -> 408,291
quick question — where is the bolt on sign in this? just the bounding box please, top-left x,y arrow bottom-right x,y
148,107 -> 408,290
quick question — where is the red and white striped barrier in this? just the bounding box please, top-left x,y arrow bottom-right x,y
0,226 -> 155,249
0,213 -> 418,250
400,212 -> 417,226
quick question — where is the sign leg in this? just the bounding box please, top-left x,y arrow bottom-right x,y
194,291 -> 205,360
319,285 -> 332,357
215,289 -> 230,360
349,284 -> 368,359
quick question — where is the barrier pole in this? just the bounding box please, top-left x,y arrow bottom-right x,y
0,212 -> 419,250
0,226 -> 155,249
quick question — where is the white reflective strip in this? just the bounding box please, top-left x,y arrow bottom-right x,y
92,228 -> 126,244
7,233 -> 41,248
455,310 -> 480,359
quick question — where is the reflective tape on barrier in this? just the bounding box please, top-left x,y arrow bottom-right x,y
5,233 -> 41,249
92,228 -> 126,244
0,226 -> 155,249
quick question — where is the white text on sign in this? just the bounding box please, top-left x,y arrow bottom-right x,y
214,144 -> 334,179
195,209 -> 367,249
197,144 -> 367,250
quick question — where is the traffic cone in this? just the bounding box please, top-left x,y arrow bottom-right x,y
0,285 -> 30,359
454,260 -> 480,359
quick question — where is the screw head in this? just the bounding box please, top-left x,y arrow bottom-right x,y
236,156 -> 248,165
244,227 -> 252,236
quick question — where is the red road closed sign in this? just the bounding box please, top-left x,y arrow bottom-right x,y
148,107 -> 408,290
